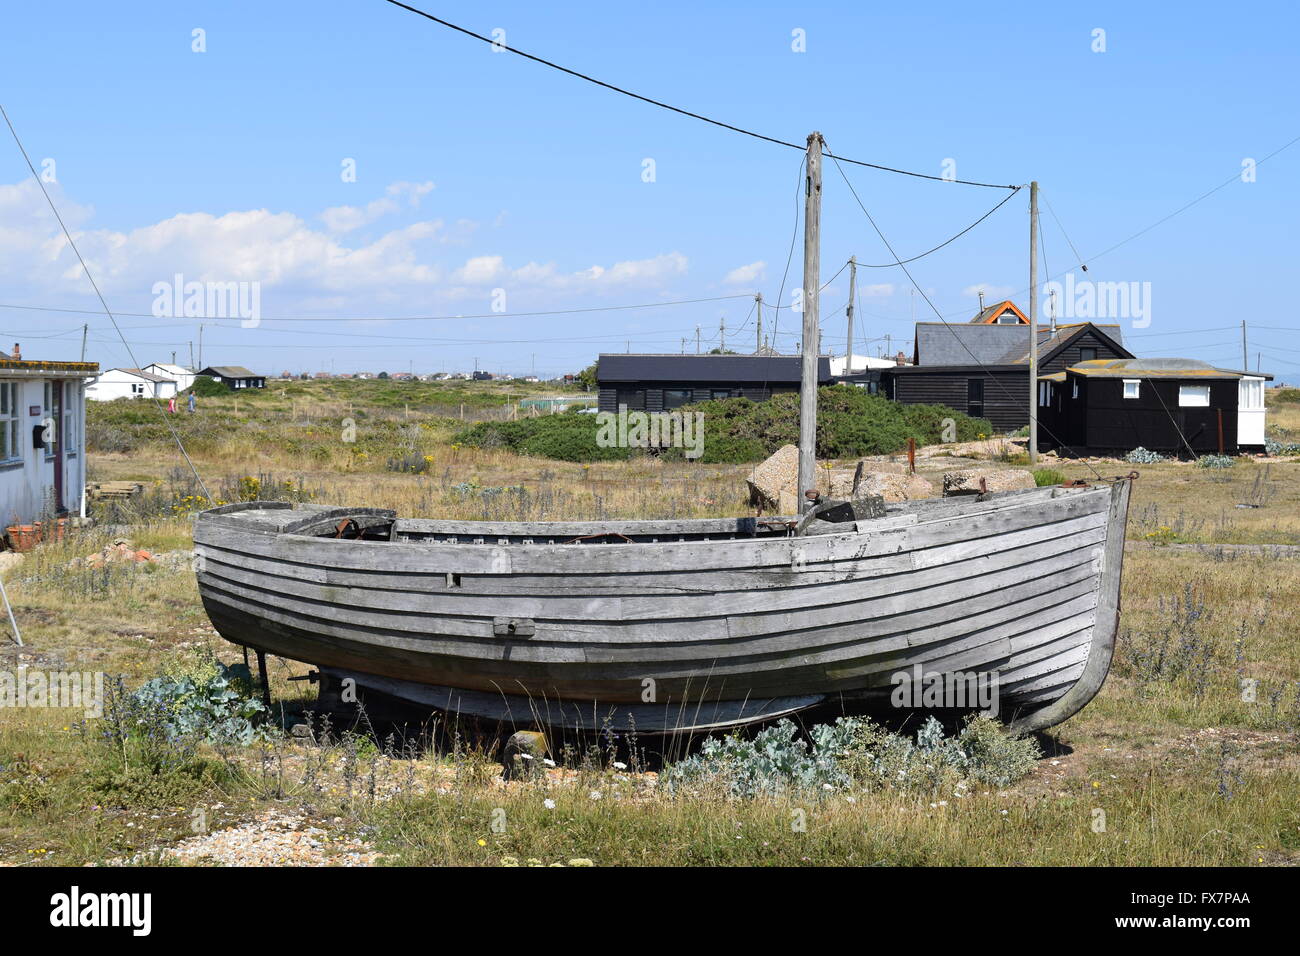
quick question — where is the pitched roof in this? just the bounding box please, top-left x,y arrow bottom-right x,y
968,299 -> 1029,324
119,367 -> 176,383
1003,323 -> 1128,364
598,353 -> 832,384
199,366 -> 258,378
914,322 -> 1127,366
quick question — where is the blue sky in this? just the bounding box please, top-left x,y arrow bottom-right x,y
1,0 -> 1297,379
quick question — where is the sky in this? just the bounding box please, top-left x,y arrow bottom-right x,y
1,0 -> 1297,380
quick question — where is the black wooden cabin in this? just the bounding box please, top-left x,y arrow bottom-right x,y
1037,359 -> 1271,456
596,353 -> 833,413
879,322 -> 1131,431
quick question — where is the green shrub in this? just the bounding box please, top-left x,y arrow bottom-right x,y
661,715 -> 1039,799
188,376 -> 229,398
1126,446 -> 1165,464
454,386 -> 994,464
1032,468 -> 1066,486
1196,454 -> 1235,469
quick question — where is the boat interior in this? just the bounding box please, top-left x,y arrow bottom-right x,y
203,484 -> 1101,546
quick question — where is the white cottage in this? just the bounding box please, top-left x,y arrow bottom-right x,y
86,367 -> 178,402
0,345 -> 98,525
142,362 -> 196,392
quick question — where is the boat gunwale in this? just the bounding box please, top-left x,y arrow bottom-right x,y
195,483 -> 1113,553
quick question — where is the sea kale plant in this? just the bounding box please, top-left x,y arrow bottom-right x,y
126,658 -> 268,746
1196,454 -> 1236,469
1125,446 -> 1165,464
661,715 -> 1039,799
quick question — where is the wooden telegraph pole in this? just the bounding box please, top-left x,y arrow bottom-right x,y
845,256 -> 857,375
755,293 -> 763,353
1028,181 -> 1039,465
797,132 -> 824,513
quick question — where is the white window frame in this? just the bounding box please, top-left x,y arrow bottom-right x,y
1122,379 -> 1140,400
42,381 -> 56,461
63,383 -> 77,459
0,382 -> 20,463
1178,384 -> 1211,407
1238,377 -> 1264,410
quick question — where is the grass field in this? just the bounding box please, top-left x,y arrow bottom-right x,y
1,381 -> 1297,867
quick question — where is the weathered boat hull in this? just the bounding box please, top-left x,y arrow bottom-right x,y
193,480 -> 1131,734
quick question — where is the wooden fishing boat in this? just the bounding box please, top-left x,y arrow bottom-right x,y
193,475 -> 1132,734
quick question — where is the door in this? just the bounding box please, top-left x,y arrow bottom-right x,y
1238,377 -> 1265,447
966,379 -> 984,419
51,381 -> 64,511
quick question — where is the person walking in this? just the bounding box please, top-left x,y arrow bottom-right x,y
168,395 -> 176,413
187,391 -> 196,413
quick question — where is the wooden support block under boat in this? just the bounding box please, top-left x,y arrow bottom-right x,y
193,480 -> 1133,735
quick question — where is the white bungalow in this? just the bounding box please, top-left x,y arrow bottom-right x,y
142,362 -> 196,392
86,368 -> 178,402
0,345 -> 98,524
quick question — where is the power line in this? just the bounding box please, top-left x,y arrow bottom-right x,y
855,187 -> 1023,268
1,102 -> 211,499
829,147 -> 1114,476
380,0 -> 1017,190
879,131 -> 1300,323
0,293 -> 754,323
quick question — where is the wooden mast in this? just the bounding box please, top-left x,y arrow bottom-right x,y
797,132 -> 824,513
1028,180 -> 1039,464
845,255 -> 856,375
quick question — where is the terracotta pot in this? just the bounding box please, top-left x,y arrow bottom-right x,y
54,518 -> 68,542
15,525 -> 36,552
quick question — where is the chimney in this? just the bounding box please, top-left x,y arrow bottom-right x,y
11,343 -> 20,361
895,350 -> 907,366
977,290 -> 985,312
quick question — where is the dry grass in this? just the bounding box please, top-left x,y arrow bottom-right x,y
2,382 -> 1297,866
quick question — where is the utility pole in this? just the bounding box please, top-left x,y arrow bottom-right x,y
696,326 -> 701,354
681,337 -> 686,354
755,294 -> 763,353
79,324 -> 88,362
719,316 -> 726,353
198,324 -> 203,370
1028,180 -> 1039,465
1241,320 -> 1248,370
797,131 -> 824,515
188,341 -> 194,369
845,256 -> 857,375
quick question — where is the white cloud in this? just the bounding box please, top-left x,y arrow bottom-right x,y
320,181 -> 435,233
860,283 -> 894,297
320,197 -> 399,233
723,260 -> 765,285
499,252 -> 688,292
455,255 -> 506,284
386,180 -> 435,207
0,178 -> 691,320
